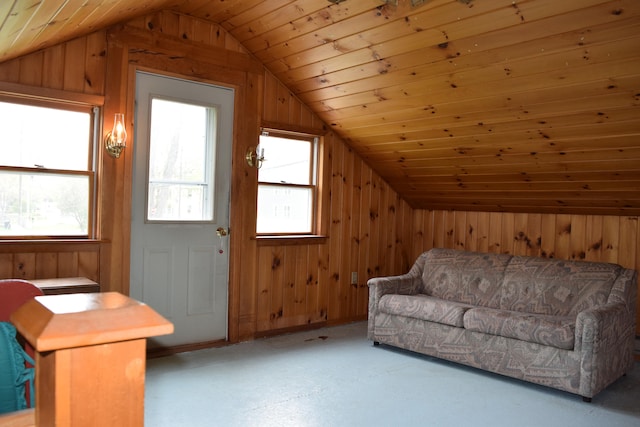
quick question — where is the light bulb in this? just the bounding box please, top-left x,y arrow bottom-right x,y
112,113 -> 127,146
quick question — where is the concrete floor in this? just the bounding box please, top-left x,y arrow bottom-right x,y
145,322 -> 640,427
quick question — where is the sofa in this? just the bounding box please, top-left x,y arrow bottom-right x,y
367,248 -> 637,401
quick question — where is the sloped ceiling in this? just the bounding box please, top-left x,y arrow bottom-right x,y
1,0 -> 639,215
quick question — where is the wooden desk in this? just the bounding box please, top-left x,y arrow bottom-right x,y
30,277 -> 99,295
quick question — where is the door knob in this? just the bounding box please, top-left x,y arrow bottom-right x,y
216,227 -> 228,237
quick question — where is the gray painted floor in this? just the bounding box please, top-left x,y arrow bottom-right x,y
145,322 -> 640,427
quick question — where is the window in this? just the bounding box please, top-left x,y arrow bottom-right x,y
146,97 -> 218,222
0,99 -> 96,238
257,129 -> 320,235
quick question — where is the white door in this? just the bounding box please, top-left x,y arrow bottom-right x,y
130,71 -> 234,347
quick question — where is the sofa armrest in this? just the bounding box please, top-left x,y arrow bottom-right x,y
367,273 -> 423,341
368,252 -> 428,308
607,267 -> 637,318
575,301 -> 635,397
368,274 -> 423,305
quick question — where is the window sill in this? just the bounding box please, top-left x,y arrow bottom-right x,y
0,239 -> 105,252
255,235 -> 328,246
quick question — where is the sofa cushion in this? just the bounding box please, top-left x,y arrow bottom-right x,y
421,248 -> 511,308
379,294 -> 473,328
499,256 -> 621,316
463,307 -> 575,350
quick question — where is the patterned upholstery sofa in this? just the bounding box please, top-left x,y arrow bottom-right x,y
368,248 -> 637,401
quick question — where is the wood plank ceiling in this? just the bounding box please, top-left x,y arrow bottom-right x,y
1,0 -> 639,215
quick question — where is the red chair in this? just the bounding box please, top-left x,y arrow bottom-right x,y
0,279 -> 44,325
0,279 -> 43,409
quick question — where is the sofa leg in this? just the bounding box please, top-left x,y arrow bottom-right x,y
582,396 -> 592,403
373,341 -> 380,346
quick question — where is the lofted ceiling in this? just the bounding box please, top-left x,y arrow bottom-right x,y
1,0 -> 639,215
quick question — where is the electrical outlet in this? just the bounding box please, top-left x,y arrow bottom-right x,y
351,271 -> 358,285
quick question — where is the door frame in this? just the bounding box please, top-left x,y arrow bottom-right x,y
129,70 -> 234,347
109,60 -> 256,345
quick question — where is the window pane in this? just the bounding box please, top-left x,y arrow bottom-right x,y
0,171 -> 89,236
147,98 -> 216,222
258,135 -> 311,185
0,102 -> 91,170
149,99 -> 208,182
257,185 -> 312,234
148,183 -> 206,221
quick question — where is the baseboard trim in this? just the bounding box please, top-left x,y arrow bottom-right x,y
253,321 -> 329,339
146,338 -> 228,358
146,318 -> 368,358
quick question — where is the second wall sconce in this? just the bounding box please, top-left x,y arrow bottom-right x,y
105,113 -> 128,158
246,145 -> 265,169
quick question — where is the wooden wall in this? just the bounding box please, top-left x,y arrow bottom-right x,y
118,11 -> 413,336
0,31 -> 108,286
256,73 -> 414,331
0,10 -> 637,339
0,241 -> 102,283
0,30 -> 106,95
0,11 -> 413,340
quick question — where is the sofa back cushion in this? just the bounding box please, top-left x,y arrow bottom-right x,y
499,256 -> 621,316
421,248 -> 512,307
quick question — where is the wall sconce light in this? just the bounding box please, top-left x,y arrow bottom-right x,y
105,113 -> 127,158
246,145 -> 265,169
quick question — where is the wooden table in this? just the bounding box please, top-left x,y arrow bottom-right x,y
30,277 -> 99,295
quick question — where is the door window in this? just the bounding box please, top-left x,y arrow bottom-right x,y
146,98 -> 217,223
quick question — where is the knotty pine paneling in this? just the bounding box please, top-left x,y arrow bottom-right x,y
126,10 -> 248,54
1,7 -> 637,340
112,11 -> 413,336
105,10 -> 261,341
0,242 -> 101,283
2,0 -> 639,215
256,73 -> 412,331
0,31 -> 106,94
0,31 -> 108,288
228,0 -> 640,216
410,210 -> 640,333
0,0 -> 177,62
